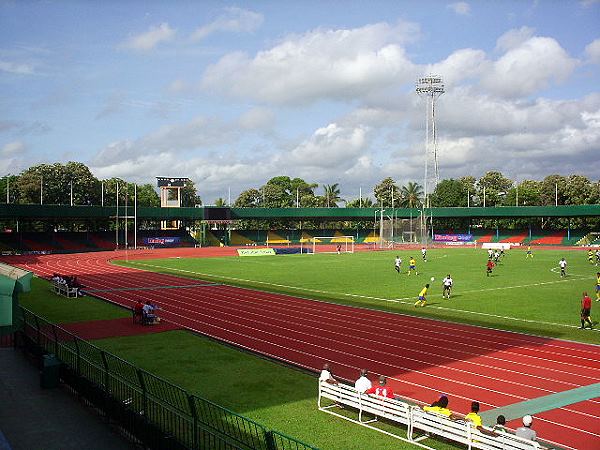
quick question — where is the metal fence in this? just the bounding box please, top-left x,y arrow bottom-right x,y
17,306 -> 318,450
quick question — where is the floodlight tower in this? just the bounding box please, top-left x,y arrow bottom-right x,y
416,75 -> 444,207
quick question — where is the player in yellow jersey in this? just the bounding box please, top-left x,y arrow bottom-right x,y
408,257 -> 418,275
588,249 -> 595,264
596,272 -> 600,301
526,246 -> 533,258
414,283 -> 429,307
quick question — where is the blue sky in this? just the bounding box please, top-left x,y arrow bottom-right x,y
1,0 -> 599,203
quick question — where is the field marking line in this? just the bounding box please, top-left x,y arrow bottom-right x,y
126,260 -> 599,332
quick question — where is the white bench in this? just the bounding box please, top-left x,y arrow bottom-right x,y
53,281 -> 78,298
318,381 -> 542,450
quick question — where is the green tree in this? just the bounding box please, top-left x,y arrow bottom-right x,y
346,197 -> 374,208
399,182 -> 423,208
431,179 -> 466,207
477,171 -> 513,207
323,183 -> 342,207
0,174 -> 19,204
234,188 -> 262,208
539,175 -> 568,206
214,197 -> 227,207
135,184 -> 160,207
504,180 -> 541,207
373,177 -> 400,207
180,179 -> 201,207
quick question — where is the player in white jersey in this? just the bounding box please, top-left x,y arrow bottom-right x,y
442,274 -> 453,299
394,256 -> 402,274
559,258 -> 567,277
421,247 -> 427,262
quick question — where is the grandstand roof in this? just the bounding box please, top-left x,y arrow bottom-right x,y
0,204 -> 598,221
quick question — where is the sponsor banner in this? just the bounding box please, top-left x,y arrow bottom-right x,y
143,237 -> 181,246
433,234 -> 473,242
237,248 -> 276,257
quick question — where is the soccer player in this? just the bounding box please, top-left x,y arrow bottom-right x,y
486,259 -> 495,277
559,258 -> 567,277
465,402 -> 497,437
596,272 -> 600,301
580,292 -> 593,329
394,256 -> 402,274
421,247 -> 427,262
442,274 -> 453,299
589,249 -> 595,265
415,283 -> 429,307
494,250 -> 500,262
408,257 -> 418,275
526,246 -> 533,258
488,248 -> 494,259
596,250 -> 600,266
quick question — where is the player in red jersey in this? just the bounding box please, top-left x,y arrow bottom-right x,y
486,259 -> 495,277
580,292 -> 593,329
365,375 -> 395,399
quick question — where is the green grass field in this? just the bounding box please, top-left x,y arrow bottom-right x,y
117,246 -> 600,344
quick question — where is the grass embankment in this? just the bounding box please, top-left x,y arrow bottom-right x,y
17,276 -> 459,449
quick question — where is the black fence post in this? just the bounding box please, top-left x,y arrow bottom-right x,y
100,350 -> 109,391
52,324 -> 59,355
74,338 -> 81,376
187,395 -> 198,450
34,315 -> 40,346
265,430 -> 277,450
136,368 -> 148,416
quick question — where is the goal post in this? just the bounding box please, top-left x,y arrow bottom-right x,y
310,236 -> 355,254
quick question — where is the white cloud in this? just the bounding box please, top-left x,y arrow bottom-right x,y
447,2 -> 470,16
121,23 -> 176,51
480,36 -> 578,98
585,38 -> 600,64
238,108 -> 275,130
191,7 -> 264,41
0,60 -> 34,74
495,27 -> 535,52
426,48 -> 488,87
1,140 -> 26,157
283,123 -> 369,168
201,21 -> 420,105
580,0 -> 600,7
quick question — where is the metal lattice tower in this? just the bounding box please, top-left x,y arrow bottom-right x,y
416,75 -> 444,207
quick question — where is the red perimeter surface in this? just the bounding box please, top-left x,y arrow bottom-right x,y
4,248 -> 599,450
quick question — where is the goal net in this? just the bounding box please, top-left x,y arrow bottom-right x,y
309,236 -> 355,254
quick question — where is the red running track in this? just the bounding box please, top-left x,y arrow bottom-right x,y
5,248 -> 599,450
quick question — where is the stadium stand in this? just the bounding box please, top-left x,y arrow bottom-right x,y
499,232 -> 528,244
528,231 -> 566,245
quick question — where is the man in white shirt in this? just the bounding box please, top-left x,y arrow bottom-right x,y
559,258 -> 567,277
442,274 -> 453,299
515,415 -> 537,441
354,369 -> 372,393
421,247 -> 427,262
394,256 -> 402,274
319,363 -> 337,385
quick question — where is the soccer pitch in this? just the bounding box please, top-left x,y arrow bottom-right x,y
120,247 -> 600,344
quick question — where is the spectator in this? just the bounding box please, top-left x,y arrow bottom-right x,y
465,402 -> 497,436
354,369 -> 372,393
365,375 -> 395,399
133,301 -> 144,324
515,415 -> 537,441
423,395 -> 460,419
319,363 -> 337,385
493,415 -> 507,433
142,301 -> 159,324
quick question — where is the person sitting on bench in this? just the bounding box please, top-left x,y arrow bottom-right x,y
142,301 -> 160,324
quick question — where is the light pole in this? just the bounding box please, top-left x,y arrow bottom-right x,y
416,75 -> 444,209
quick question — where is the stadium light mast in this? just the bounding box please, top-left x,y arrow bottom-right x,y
416,75 -> 444,207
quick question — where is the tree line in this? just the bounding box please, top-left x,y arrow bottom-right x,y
1,163 -> 598,231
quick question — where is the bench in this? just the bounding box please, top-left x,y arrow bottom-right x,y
52,281 -> 78,298
318,381 -> 542,450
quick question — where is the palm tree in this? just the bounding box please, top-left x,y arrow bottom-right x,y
323,183 -> 342,207
400,182 -> 423,208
